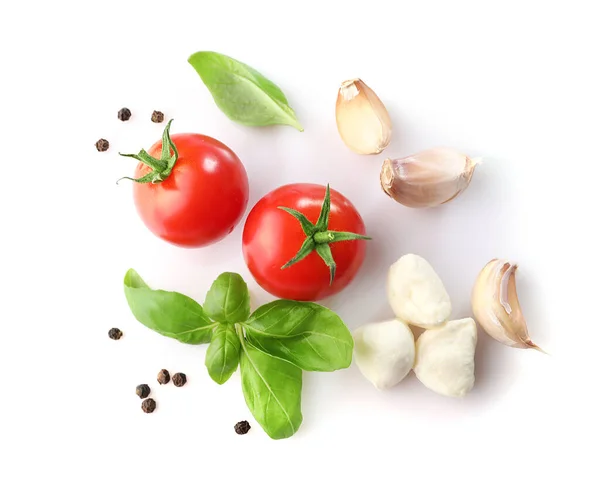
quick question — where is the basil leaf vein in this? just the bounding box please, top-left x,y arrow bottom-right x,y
124,269 -> 215,344
243,300 -> 353,372
188,51 -> 303,131
204,272 -> 250,323
205,323 -> 241,384
240,339 -> 302,439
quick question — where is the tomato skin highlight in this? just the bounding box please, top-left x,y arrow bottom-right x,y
242,184 -> 367,301
133,133 -> 249,247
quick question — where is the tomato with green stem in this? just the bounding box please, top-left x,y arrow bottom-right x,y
242,184 -> 370,301
119,120 -> 249,248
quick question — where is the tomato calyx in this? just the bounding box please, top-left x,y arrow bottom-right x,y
279,184 -> 371,285
117,120 -> 179,184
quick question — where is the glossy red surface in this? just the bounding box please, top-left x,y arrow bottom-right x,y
133,133 -> 249,247
242,183 -> 367,301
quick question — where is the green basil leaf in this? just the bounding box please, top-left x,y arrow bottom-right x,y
243,300 -> 353,372
124,269 -> 215,344
205,324 -> 241,384
188,51 -> 303,131
204,272 -> 251,324
240,341 -> 303,439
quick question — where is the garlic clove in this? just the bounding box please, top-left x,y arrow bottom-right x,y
353,319 -> 415,390
387,254 -> 452,328
336,78 -> 392,155
380,147 -> 479,208
414,318 -> 477,398
471,259 -> 544,352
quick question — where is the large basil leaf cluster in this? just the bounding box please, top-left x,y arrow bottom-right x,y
124,269 -> 353,439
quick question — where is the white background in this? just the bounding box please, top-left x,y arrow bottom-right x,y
1,1 -> 598,493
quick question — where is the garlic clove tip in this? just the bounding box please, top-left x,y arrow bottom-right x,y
526,341 -> 549,355
470,156 -> 483,168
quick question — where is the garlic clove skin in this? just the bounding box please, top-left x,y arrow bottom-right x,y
414,318 -> 477,398
353,319 -> 415,390
387,254 -> 452,328
471,259 -> 544,352
336,78 -> 392,155
380,147 -> 479,208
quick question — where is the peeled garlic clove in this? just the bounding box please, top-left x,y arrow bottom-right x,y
471,259 -> 544,352
380,147 -> 479,208
387,254 -> 452,327
354,319 -> 415,390
335,78 -> 392,155
414,318 -> 477,398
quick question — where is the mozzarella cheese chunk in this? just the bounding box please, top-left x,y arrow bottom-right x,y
414,318 -> 477,397
354,319 -> 415,390
387,254 -> 452,327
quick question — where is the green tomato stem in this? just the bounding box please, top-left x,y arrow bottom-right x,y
117,120 -> 179,184
279,184 -> 372,285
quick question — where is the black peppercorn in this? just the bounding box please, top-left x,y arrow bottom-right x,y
157,369 -> 170,385
151,110 -> 164,123
141,398 -> 156,413
234,421 -> 251,435
108,327 -> 122,340
136,384 -> 151,399
117,107 -> 132,121
95,138 -> 110,152
172,373 -> 187,387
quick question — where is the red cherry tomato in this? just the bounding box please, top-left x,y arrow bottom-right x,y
127,122 -> 249,247
242,183 -> 368,301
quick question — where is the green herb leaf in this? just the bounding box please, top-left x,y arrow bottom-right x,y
188,51 -> 303,131
205,323 -> 241,384
204,272 -> 251,324
124,269 -> 215,344
240,340 -> 303,439
243,300 -> 353,371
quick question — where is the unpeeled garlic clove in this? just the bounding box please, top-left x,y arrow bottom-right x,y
335,78 -> 392,155
414,318 -> 477,398
387,254 -> 452,328
353,319 -> 415,390
380,147 -> 480,208
471,259 -> 544,352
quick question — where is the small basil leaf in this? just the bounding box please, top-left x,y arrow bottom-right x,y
243,300 -> 353,371
205,324 -> 241,384
188,51 -> 303,131
124,269 -> 215,344
204,272 -> 251,324
240,341 -> 303,439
